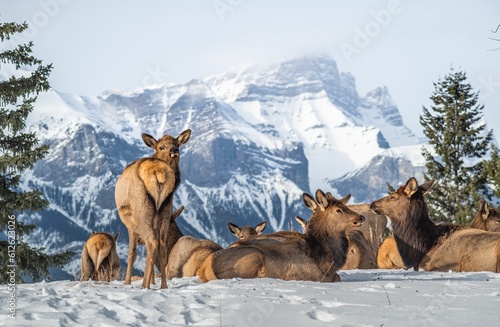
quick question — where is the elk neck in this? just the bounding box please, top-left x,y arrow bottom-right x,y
391,194 -> 439,268
304,224 -> 349,275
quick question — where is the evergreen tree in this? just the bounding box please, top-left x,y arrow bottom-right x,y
420,68 -> 493,224
0,21 -> 74,283
483,144 -> 500,202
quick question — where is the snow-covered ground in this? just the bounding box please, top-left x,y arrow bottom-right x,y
3,269 -> 500,326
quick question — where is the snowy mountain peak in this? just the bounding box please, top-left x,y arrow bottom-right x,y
20,55 -> 426,278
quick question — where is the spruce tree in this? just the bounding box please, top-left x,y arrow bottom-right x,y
483,144 -> 500,201
0,21 -> 74,283
420,68 -> 493,224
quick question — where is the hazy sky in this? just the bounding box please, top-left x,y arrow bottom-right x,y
2,0 -> 499,139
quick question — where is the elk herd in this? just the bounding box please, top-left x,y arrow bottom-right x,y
80,129 -> 500,288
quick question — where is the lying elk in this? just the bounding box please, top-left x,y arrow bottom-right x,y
348,203 -> 387,252
115,129 -> 191,288
228,218 -> 305,246
81,232 -> 120,282
371,177 -> 500,272
470,200 -> 500,232
166,236 -> 223,279
196,190 -> 365,282
376,234 -> 405,269
377,198 -> 500,269
295,213 -> 376,269
228,221 -> 267,240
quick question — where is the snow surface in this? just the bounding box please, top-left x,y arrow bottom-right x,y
3,269 -> 500,326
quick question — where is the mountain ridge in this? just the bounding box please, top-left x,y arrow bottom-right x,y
16,55 -> 425,278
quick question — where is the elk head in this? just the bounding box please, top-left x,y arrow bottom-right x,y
142,129 -> 191,172
303,190 -> 364,234
476,200 -> 500,232
228,221 -> 267,240
370,177 -> 435,224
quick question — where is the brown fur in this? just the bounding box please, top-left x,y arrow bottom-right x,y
228,221 -> 267,240
166,236 -> 223,279
134,206 -> 185,284
376,234 -> 405,269
341,229 -> 378,269
295,214 -> 376,269
197,190 -> 364,282
115,129 -> 191,289
371,177 -> 500,272
81,232 -> 120,282
348,203 -> 388,251
470,200 -> 500,232
378,199 -> 500,270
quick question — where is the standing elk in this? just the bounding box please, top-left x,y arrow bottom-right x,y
196,190 -> 365,282
81,232 -> 120,282
132,205 -> 185,284
370,177 -> 500,272
115,129 -> 191,289
228,221 -> 267,240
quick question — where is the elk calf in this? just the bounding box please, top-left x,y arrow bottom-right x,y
81,232 -> 120,282
228,221 -> 267,240
115,129 -> 191,289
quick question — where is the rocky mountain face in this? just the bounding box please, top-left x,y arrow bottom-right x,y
17,56 -> 424,278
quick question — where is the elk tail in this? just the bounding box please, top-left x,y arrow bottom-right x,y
95,240 -> 111,273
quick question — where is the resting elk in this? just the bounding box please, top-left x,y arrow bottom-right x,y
470,199 -> 500,232
196,190 -> 365,282
166,236 -> 223,279
377,198 -> 500,269
370,177 -> 500,272
348,203 -> 387,252
81,232 -> 120,282
228,221 -> 267,240
115,129 -> 191,289
295,212 -> 377,270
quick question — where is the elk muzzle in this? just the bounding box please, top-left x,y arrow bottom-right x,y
170,147 -> 179,158
353,215 -> 365,226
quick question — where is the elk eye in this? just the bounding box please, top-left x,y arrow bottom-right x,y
159,146 -> 166,151
336,209 -> 342,214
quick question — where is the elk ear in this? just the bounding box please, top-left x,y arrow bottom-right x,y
315,189 -> 329,210
142,133 -> 157,149
177,129 -> 191,146
295,216 -> 308,232
339,194 -> 351,205
172,205 -> 185,220
479,200 -> 490,220
114,232 -> 120,241
303,193 -> 318,212
255,221 -> 267,234
419,179 -> 436,195
228,223 -> 240,236
403,177 -> 419,196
